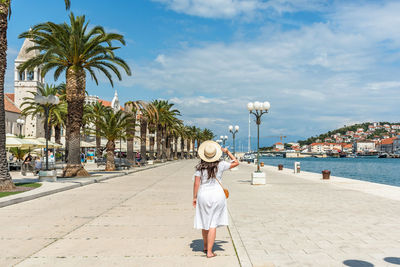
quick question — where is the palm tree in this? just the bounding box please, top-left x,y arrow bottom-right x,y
124,101 -> 157,163
18,13 -> 131,177
201,128 -> 214,143
178,125 -> 189,159
85,101 -> 110,159
185,126 -> 192,159
152,100 -> 180,161
0,0 -> 70,190
170,120 -> 183,160
95,109 -> 132,171
188,126 -> 199,158
20,84 -> 67,143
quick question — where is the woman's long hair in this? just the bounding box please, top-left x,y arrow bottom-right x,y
196,159 -> 220,179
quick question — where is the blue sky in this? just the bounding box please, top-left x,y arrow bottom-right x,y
5,0 -> 400,149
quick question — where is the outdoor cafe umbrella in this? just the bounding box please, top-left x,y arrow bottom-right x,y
6,134 -> 37,150
80,140 -> 96,148
33,137 -> 63,148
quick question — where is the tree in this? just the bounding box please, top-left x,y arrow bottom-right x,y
185,126 -> 192,158
124,101 -> 157,163
18,13 -> 131,177
166,117 -> 182,160
20,84 -> 67,143
170,121 -> 183,160
188,126 -> 199,158
152,100 -> 180,161
95,109 -> 132,171
0,0 -> 70,190
201,128 -> 214,145
85,101 -> 110,159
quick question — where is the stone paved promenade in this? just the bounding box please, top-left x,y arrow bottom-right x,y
0,161 -> 239,266
226,162 -> 400,267
2,159 -> 400,266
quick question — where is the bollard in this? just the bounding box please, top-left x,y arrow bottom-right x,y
278,164 -> 283,170
260,162 -> 264,167
294,162 -> 300,173
322,170 -> 331,180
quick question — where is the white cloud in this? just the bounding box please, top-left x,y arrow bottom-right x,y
155,54 -> 166,66
125,1 -> 400,137
331,1 -> 400,45
366,81 -> 400,91
152,0 -> 325,19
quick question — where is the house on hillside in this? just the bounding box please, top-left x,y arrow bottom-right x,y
309,143 -> 342,153
353,141 -> 376,153
342,144 -> 353,153
393,137 -> 400,154
273,142 -> 284,151
377,137 -> 398,153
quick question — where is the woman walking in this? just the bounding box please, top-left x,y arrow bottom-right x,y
193,140 -> 239,258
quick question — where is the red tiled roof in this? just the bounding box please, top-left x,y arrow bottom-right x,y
274,142 -> 283,145
98,99 -> 112,107
4,95 -> 21,113
97,99 -> 124,110
381,137 -> 397,145
6,93 -> 14,102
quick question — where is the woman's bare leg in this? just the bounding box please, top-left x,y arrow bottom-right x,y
207,228 -> 217,257
202,230 -> 208,251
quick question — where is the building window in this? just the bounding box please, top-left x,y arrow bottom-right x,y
19,71 -> 25,81
27,71 -> 34,81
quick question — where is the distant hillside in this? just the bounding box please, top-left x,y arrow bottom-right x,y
298,122 -> 400,146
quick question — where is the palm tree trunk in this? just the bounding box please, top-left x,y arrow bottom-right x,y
162,126 -> 167,160
95,125 -> 101,159
174,136 -> 178,159
192,139 -> 196,158
180,137 -> 185,159
105,140 -> 115,171
54,125 -> 61,144
65,118 -> 69,162
156,124 -> 162,160
186,139 -> 191,159
149,129 -> 155,160
140,118 -> 147,163
0,2 -> 15,190
124,103 -> 135,163
166,133 -> 171,160
63,68 -> 89,177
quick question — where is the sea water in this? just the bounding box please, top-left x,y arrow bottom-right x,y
260,157 -> 400,187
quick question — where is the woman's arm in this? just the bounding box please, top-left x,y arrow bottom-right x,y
193,176 -> 201,207
221,148 -> 239,169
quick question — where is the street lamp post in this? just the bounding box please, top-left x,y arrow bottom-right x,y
220,135 -> 228,147
247,101 -> 270,184
220,135 -> 228,158
229,125 -> 239,156
35,94 -> 59,172
16,119 -> 25,138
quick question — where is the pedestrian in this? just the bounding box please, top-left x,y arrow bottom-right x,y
136,152 -> 141,167
34,157 -> 42,174
192,140 -> 239,258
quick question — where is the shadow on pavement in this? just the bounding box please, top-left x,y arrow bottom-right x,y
384,257 -> 400,265
190,239 -> 227,252
343,259 -> 374,267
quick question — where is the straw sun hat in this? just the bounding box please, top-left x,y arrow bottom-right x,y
198,140 -> 222,162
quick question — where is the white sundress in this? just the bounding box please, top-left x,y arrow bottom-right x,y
194,161 -> 231,230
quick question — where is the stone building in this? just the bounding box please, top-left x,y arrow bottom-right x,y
5,38 -> 45,137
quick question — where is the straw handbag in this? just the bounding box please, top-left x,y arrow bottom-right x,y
215,178 -> 229,199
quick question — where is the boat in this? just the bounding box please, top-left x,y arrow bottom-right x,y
241,152 -> 255,163
378,153 -> 388,158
